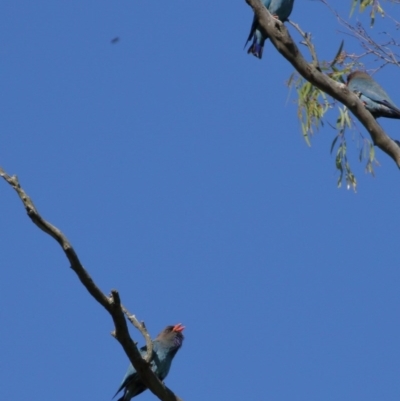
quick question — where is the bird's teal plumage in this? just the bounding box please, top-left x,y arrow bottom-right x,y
245,0 -> 295,59
347,71 -> 400,119
113,324 -> 185,401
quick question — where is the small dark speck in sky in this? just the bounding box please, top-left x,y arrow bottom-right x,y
111,37 -> 120,44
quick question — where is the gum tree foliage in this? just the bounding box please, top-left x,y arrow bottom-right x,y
255,0 -> 400,190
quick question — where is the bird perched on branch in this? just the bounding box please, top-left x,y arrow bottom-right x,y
113,323 -> 185,401
245,0 -> 295,59
347,71 -> 400,119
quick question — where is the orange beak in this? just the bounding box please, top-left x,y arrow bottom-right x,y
172,323 -> 185,332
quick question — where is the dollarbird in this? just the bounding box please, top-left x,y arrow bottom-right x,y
113,323 -> 185,401
245,0 -> 295,59
347,71 -> 400,119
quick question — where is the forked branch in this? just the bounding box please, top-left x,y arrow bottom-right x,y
0,167 -> 183,401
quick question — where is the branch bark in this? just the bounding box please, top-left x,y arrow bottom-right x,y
0,167 -> 183,401
245,0 -> 400,169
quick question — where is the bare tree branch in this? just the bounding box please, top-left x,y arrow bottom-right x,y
245,0 -> 400,168
0,167 -> 183,401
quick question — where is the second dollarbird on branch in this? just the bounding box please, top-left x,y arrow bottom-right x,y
113,323 -> 185,401
245,0 -> 295,59
347,71 -> 400,119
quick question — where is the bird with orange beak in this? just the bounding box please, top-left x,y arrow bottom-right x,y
113,324 -> 185,401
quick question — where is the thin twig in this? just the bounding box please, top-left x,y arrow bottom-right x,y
122,307 -> 153,363
288,20 -> 319,68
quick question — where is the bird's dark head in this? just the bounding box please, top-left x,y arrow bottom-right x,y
156,323 -> 185,350
347,70 -> 370,85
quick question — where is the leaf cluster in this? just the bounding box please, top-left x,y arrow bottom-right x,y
286,0 -> 399,189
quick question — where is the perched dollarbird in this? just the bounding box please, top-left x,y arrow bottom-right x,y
347,71 -> 400,119
113,324 -> 185,401
245,0 -> 295,59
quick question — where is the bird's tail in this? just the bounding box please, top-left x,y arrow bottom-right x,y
247,42 -> 263,59
112,391 -> 128,401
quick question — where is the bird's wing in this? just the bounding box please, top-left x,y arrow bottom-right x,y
113,345 -> 151,397
356,80 -> 399,111
113,364 -> 137,398
244,15 -> 258,47
269,0 -> 283,15
364,89 -> 400,115
244,0 -> 272,47
269,0 -> 293,21
377,99 -> 400,115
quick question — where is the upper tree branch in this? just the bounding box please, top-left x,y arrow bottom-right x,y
245,0 -> 400,168
0,167 -> 183,401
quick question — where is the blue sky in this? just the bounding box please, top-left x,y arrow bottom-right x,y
1,1 -> 400,401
